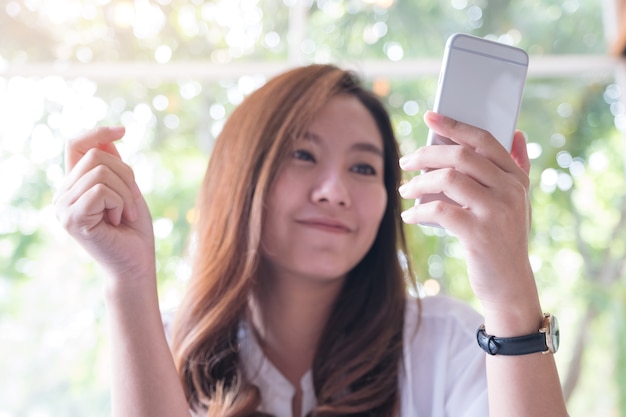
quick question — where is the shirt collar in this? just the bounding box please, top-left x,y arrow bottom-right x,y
238,321 -> 316,416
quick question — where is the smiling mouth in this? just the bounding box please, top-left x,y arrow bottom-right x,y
297,220 -> 352,233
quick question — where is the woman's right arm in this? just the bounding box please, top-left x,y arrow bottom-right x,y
54,127 -> 190,416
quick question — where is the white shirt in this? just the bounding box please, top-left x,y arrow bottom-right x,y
236,295 -> 488,417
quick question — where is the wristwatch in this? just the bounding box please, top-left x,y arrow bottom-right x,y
476,313 -> 559,356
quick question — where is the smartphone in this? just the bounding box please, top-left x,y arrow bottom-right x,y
418,33 -> 529,213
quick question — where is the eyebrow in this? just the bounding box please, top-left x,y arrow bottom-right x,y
302,131 -> 384,158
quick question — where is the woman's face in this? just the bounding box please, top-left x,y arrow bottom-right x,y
261,94 -> 387,283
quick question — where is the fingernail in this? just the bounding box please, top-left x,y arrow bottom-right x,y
398,182 -> 409,197
400,207 -> 415,223
399,155 -> 412,169
424,111 -> 444,124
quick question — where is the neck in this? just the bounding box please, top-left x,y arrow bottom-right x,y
251,269 -> 345,386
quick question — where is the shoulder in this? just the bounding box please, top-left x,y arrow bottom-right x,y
399,295 -> 488,416
403,295 -> 485,365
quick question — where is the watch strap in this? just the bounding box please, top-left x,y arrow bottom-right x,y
476,325 -> 548,356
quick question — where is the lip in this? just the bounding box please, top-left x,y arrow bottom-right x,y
296,217 -> 352,233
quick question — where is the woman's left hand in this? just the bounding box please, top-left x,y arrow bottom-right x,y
398,111 -> 538,326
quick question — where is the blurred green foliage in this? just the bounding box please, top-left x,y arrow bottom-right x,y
1,1 -> 624,416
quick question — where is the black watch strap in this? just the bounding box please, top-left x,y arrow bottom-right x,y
476,325 -> 548,356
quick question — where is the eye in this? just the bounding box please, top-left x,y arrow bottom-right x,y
292,149 -> 315,162
351,163 -> 377,176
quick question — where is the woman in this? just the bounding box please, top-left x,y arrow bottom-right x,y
55,64 -> 568,416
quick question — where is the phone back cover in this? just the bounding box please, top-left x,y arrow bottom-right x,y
433,34 -> 528,151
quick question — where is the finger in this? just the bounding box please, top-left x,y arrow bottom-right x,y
63,163 -> 138,223
401,196 -> 472,228
60,183 -> 126,235
420,112 -> 530,189
400,144 -> 504,189
56,150 -> 140,225
399,167 -> 488,207
65,126 -> 125,173
62,147 -> 141,200
423,111 -> 518,173
510,130 -> 530,175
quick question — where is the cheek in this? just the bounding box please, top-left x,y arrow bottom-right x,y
268,166 -> 303,202
260,207 -> 287,261
360,186 -> 387,228
264,172 -> 293,217
261,175 -> 296,245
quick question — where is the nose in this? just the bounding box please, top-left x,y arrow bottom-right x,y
311,170 -> 351,207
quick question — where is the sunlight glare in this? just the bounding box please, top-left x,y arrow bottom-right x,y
1,77 -> 44,152
30,124 -> 63,165
0,155 -> 28,206
133,1 -> 166,39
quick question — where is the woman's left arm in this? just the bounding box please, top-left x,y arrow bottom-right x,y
399,111 -> 568,417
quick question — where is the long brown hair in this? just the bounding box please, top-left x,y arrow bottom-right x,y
171,64 -> 416,417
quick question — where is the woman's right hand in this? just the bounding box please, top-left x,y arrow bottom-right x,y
56,128 -> 192,417
54,126 -> 156,284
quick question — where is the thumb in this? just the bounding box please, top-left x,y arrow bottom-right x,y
65,126 -> 125,173
510,130 -> 530,175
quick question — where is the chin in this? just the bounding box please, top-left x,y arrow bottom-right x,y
297,262 -> 354,283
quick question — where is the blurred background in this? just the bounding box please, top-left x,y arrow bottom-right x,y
1,0 -> 625,416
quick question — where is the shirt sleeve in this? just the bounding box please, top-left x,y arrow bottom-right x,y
399,296 -> 489,417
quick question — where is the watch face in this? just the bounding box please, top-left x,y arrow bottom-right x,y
547,315 -> 560,353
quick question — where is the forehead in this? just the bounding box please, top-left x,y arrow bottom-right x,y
305,94 -> 383,149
